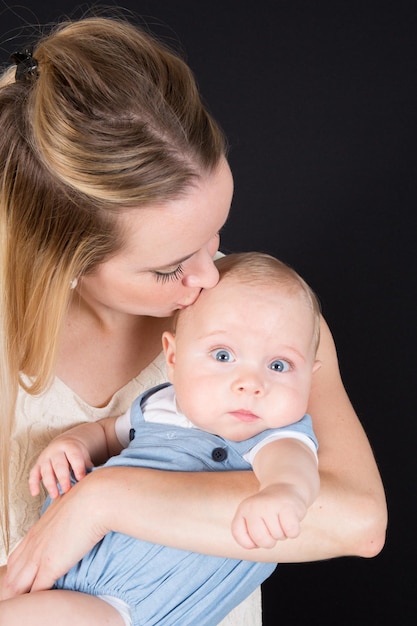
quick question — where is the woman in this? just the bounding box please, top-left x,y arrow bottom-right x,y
0,14 -> 387,624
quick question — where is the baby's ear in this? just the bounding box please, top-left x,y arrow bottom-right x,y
162,331 -> 176,381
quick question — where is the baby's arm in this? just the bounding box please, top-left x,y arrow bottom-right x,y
231,438 -> 320,549
28,415 -> 123,499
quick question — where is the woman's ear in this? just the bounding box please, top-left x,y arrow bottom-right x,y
162,331 -> 176,382
312,359 -> 322,374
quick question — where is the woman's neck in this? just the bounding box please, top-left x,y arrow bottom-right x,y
56,297 -> 172,407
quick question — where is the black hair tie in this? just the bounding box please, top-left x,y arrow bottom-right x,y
10,47 -> 38,82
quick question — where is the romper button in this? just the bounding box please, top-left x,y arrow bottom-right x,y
212,447 -> 227,462
129,428 -> 135,441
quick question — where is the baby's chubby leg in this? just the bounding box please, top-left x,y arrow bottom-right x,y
0,588 -> 125,626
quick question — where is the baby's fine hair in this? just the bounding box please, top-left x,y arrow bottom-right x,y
0,15 -> 226,551
214,252 -> 321,351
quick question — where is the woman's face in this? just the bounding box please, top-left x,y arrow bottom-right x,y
79,158 -> 234,318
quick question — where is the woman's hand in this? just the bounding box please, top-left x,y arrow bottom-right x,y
0,474 -> 107,599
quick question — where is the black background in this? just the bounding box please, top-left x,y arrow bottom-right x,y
1,1 -> 416,624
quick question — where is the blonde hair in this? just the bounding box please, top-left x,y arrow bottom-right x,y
0,16 -> 226,551
214,252 -> 321,350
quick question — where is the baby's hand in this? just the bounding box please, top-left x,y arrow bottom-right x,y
231,484 -> 308,549
29,437 -> 93,499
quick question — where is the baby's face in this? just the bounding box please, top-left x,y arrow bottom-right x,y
163,278 -> 319,441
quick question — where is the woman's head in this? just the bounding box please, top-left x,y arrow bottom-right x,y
21,17 -> 226,203
79,157 -> 233,319
0,15 -> 227,385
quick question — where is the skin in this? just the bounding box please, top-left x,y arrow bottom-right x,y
0,579 -> 125,626
0,157 -> 387,599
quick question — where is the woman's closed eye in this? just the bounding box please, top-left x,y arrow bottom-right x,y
154,264 -> 184,283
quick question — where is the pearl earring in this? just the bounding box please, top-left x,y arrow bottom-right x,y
70,277 -> 78,290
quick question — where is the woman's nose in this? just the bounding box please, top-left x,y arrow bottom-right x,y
182,251 -> 219,289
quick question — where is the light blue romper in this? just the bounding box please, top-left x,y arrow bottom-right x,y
51,384 -> 317,626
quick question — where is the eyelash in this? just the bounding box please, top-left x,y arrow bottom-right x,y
154,264 -> 184,283
153,230 -> 221,284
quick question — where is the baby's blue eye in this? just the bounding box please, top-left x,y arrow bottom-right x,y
269,359 -> 290,373
211,349 -> 234,362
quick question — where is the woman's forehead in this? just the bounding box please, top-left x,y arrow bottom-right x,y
114,162 -> 233,268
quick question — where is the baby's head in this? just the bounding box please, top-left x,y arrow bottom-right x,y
214,252 -> 320,350
163,252 -> 321,441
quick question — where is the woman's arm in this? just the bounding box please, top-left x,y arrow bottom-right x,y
97,317 -> 386,561
303,315 -> 387,558
1,316 -> 387,597
93,322 -> 388,564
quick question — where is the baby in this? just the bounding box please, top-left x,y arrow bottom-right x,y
1,252 -> 322,626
